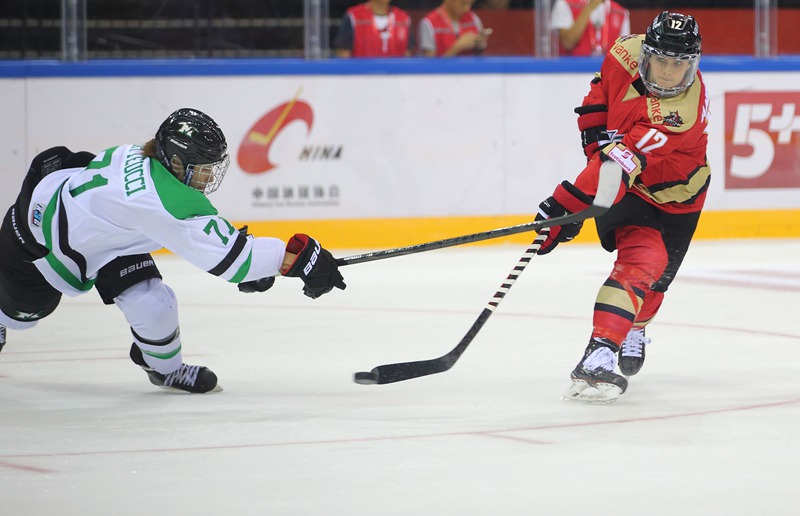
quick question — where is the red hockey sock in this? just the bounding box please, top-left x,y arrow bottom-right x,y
635,289 -> 665,327
591,226 -> 667,344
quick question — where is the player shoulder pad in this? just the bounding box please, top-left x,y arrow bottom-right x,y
608,34 -> 644,77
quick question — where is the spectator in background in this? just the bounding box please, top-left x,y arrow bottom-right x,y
418,0 -> 491,57
333,1 -> 413,57
551,0 -> 630,56
475,0 -> 510,8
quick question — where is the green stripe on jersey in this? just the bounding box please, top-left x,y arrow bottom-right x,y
150,160 -> 218,220
229,252 -> 253,283
42,181 -> 96,292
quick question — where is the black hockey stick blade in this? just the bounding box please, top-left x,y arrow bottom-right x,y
338,161 -> 621,267
353,307 -> 493,385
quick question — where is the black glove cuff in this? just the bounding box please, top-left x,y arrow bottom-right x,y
538,196 -> 566,218
581,126 -> 609,148
574,104 -> 608,115
238,276 -> 275,293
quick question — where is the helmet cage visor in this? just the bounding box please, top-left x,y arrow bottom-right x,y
638,43 -> 700,98
172,154 -> 230,195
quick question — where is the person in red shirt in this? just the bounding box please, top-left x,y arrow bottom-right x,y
417,0 -> 491,57
333,1 -> 413,58
534,12 -> 708,403
551,0 -> 630,57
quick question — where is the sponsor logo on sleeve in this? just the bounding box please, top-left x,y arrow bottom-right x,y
606,145 -> 638,175
31,204 -> 44,228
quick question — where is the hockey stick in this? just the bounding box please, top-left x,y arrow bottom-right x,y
337,161 -> 622,267
352,161 -> 622,385
353,232 -> 548,385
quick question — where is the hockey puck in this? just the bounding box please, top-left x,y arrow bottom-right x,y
353,371 -> 378,385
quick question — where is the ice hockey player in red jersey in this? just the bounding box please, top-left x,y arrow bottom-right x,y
534,11 -> 709,403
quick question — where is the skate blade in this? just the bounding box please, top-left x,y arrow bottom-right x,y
157,383 -> 223,394
561,379 -> 622,405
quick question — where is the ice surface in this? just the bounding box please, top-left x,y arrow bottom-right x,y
2,239 -> 800,515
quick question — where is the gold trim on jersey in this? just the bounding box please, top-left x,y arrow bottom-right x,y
622,82 -> 644,102
632,161 -> 711,205
609,35 -> 643,77
646,79 -> 702,133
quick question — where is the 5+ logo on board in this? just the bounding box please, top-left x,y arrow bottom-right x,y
725,92 -> 800,189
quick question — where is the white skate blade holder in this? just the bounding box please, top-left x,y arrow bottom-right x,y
562,379 -> 623,405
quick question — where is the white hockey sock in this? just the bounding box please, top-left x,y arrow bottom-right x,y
115,278 -> 183,374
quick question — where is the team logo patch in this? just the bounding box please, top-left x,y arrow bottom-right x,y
177,122 -> 197,138
664,111 -> 684,127
31,204 -> 44,227
14,310 -> 45,321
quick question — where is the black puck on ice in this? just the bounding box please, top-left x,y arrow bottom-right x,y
353,371 -> 379,385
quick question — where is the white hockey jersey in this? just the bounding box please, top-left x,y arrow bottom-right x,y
26,145 -> 286,297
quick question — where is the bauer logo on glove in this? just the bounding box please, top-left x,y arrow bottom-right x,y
302,240 -> 321,276
281,234 -> 346,299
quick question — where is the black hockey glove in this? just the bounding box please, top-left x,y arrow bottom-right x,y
238,276 -> 275,293
281,234 -> 346,299
534,182 -> 593,255
575,104 -> 617,160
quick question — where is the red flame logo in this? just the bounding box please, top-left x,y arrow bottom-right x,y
238,89 -> 313,174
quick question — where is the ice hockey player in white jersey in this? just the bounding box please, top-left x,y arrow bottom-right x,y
0,108 -> 346,393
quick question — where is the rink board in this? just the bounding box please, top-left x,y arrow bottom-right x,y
1,57 -> 799,246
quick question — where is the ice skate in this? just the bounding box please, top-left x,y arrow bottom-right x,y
0,326 -> 5,353
562,338 -> 628,404
129,344 -> 222,393
619,327 -> 650,376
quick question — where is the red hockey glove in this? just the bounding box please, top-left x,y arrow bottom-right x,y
575,104 -> 617,160
534,181 -> 593,255
281,234 -> 346,299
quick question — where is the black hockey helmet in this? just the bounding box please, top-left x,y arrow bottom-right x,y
639,12 -> 702,98
645,11 -> 701,56
156,108 -> 229,194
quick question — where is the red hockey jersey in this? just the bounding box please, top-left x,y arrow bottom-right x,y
569,34 -> 710,215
